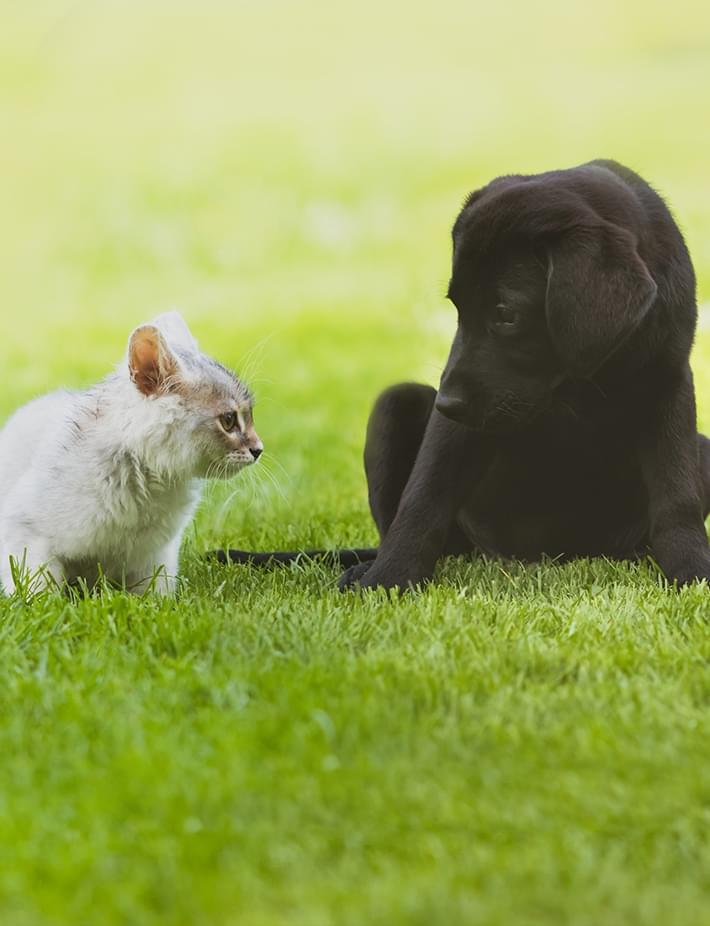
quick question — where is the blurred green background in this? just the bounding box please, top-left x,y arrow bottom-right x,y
2,4 -> 710,925
3,0 -> 710,550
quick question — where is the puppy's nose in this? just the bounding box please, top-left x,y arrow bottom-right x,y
250,447 -> 263,460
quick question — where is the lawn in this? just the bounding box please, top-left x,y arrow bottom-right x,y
1,2 -> 710,924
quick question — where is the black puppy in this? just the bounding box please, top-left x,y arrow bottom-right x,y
339,159 -> 710,591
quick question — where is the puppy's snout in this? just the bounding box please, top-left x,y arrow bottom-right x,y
438,363 -> 471,424
435,392 -> 468,423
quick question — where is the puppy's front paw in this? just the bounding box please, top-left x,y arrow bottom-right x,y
339,559 -> 430,593
664,552 -> 710,588
338,561 -> 372,591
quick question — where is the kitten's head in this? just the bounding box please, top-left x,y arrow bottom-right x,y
127,312 -> 263,478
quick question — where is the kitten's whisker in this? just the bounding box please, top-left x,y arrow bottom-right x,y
214,478 -> 248,530
261,453 -> 291,483
255,460 -> 288,503
202,460 -> 235,512
233,333 -> 275,387
203,459 -> 226,489
264,460 -> 293,494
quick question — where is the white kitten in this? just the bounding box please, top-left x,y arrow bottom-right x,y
0,312 -> 262,596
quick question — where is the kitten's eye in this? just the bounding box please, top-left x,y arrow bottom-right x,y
495,304 -> 518,327
220,412 -> 238,432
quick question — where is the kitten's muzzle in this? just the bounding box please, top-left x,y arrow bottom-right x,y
250,447 -> 263,461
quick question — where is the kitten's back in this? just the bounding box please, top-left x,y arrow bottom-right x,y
0,391 -> 75,502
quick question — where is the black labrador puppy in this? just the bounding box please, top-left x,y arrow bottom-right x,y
339,159 -> 710,591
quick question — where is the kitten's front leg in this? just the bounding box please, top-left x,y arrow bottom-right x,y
0,536 -> 65,596
126,539 -> 181,597
127,571 -> 176,597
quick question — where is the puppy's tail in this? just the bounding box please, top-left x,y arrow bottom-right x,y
209,548 -> 378,569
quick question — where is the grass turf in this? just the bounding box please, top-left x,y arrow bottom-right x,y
1,2 -> 710,924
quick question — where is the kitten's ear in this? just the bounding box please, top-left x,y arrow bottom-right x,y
128,325 -> 179,396
152,311 -> 199,353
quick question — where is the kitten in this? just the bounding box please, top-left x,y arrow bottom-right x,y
0,312 -> 262,596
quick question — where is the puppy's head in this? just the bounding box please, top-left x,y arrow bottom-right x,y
437,171 -> 657,431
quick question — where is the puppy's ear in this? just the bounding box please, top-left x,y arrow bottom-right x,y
545,223 -> 657,377
128,325 -> 180,396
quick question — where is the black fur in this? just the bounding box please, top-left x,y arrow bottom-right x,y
339,160 -> 710,591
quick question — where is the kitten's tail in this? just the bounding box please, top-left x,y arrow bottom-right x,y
209,548 -> 378,569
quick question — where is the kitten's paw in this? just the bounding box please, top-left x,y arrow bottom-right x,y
338,561 -> 372,591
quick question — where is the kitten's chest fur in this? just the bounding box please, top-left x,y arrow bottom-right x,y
58,454 -> 201,585
77,450 -> 201,557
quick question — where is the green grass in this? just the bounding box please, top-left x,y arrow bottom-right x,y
2,2 -> 710,924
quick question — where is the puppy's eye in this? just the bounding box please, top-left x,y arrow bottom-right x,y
495,304 -> 518,327
219,412 -> 238,432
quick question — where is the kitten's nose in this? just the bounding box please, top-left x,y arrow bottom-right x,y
250,447 -> 263,461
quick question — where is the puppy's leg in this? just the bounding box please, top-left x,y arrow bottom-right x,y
363,383 -> 472,550
342,385 -> 488,591
364,383 -> 437,539
640,367 -> 710,586
340,384 -> 435,590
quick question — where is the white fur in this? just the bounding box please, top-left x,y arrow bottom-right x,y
0,313 -> 255,597
153,309 -> 199,353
